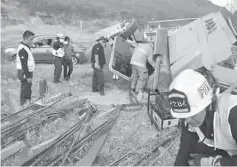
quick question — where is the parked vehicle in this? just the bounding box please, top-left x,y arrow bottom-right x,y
3,35 -> 87,65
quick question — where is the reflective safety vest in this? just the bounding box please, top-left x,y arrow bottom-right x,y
16,43 -> 35,72
214,93 -> 237,156
130,43 -> 153,69
188,93 -> 237,156
52,40 -> 65,58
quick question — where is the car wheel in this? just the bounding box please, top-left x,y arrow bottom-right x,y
72,56 -> 78,65
120,19 -> 139,40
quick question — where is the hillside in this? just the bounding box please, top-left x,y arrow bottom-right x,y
2,0 -> 237,29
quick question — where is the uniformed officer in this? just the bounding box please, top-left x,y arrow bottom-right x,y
91,36 -> 108,96
16,30 -> 35,106
167,69 -> 237,166
52,33 -> 65,83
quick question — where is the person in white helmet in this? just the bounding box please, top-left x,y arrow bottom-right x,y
167,69 -> 237,166
52,33 -> 65,83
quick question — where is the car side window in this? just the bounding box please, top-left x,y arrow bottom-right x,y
34,39 -> 53,48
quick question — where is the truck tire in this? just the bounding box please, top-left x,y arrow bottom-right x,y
120,19 -> 139,40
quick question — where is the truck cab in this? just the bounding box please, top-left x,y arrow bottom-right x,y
109,12 -> 237,93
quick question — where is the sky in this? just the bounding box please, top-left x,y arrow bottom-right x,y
208,0 -> 237,13
209,0 -> 228,7
208,0 -> 228,7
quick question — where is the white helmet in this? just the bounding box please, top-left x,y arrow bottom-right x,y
57,33 -> 65,38
168,69 -> 213,118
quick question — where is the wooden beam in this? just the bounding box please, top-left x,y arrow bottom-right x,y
1,141 -> 26,160
76,132 -> 109,166
1,121 -> 11,129
29,136 -> 58,154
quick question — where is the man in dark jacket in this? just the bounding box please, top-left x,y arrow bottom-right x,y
167,69 -> 237,166
62,36 -> 74,81
91,36 -> 108,96
16,30 -> 35,106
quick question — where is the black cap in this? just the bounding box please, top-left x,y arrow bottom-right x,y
96,36 -> 108,42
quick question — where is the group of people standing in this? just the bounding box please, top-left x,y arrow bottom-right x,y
16,30 -> 109,107
16,31 -> 74,106
52,33 -> 74,83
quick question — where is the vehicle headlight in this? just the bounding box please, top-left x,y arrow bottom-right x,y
5,48 -> 16,53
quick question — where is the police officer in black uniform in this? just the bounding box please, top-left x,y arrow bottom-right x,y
91,36 -> 108,96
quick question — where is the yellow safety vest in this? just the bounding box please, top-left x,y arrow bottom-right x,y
16,43 -> 35,72
214,93 -> 237,156
52,40 -> 65,58
188,93 -> 237,156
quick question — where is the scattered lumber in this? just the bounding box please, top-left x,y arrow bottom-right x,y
1,141 -> 26,161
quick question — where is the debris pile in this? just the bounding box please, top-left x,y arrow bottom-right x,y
1,92 -> 180,166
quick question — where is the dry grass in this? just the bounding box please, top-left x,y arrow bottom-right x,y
1,60 -> 22,115
1,97 -> 89,166
92,106 -> 180,166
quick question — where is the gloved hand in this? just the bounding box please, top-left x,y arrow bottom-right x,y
188,154 -> 222,166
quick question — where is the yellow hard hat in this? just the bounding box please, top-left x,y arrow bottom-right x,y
168,69 -> 213,118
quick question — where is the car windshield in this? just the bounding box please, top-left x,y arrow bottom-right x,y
132,28 -> 143,42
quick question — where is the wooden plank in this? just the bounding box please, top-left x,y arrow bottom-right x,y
76,132 -> 109,166
29,136 -> 58,154
1,121 -> 11,129
62,98 -> 87,110
1,141 -> 26,160
13,138 -> 58,166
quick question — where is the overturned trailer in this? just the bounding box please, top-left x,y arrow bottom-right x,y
109,12 -> 237,130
